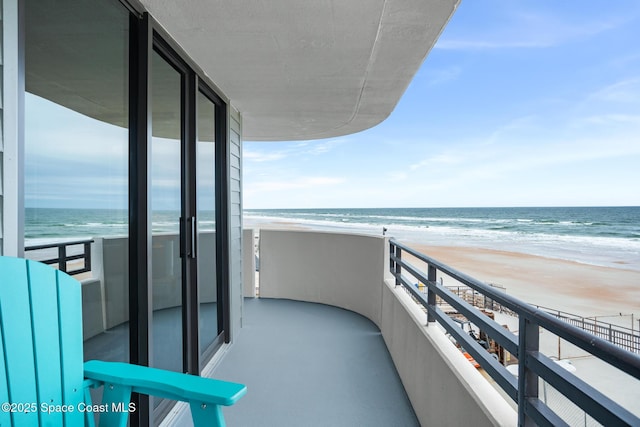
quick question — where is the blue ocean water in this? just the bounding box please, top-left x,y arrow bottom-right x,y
24,208 -> 218,244
25,206 -> 640,271
244,206 -> 640,271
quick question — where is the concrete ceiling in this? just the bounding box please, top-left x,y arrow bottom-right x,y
140,0 -> 460,141
25,0 -> 459,142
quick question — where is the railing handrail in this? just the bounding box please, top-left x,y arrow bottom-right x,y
389,238 -> 640,426
25,239 -> 94,276
24,238 -> 94,251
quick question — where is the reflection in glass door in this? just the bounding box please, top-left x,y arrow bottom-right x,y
150,49 -> 183,378
197,91 -> 219,366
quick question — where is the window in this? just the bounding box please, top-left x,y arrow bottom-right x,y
25,0 -> 130,363
23,1 -> 230,424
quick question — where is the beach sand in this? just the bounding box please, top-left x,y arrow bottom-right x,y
403,243 -> 640,327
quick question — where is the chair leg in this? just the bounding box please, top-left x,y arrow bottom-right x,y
83,386 -> 97,427
190,401 -> 225,427
99,383 -> 133,427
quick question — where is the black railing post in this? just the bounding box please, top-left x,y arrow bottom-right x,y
59,244 -> 67,272
394,245 -> 402,287
84,241 -> 92,272
518,315 -> 539,426
427,264 -> 436,323
389,241 -> 395,283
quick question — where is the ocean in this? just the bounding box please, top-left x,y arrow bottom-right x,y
244,206 -> 640,271
25,206 -> 640,271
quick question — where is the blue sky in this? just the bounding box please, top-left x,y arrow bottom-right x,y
243,1 -> 640,209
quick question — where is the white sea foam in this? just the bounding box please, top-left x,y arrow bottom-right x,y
244,212 -> 640,271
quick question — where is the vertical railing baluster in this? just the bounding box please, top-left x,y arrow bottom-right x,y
395,246 -> 402,288
59,244 -> 67,272
427,264 -> 436,323
389,241 -> 394,280
518,315 -> 539,426
85,241 -> 92,272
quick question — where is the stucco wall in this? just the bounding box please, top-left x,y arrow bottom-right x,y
258,229 -> 517,426
260,229 -> 385,327
242,228 -> 256,298
381,279 -> 516,426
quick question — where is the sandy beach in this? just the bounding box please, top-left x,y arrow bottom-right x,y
402,242 -> 640,329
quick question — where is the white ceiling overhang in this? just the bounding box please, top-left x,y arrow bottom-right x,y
140,0 -> 460,141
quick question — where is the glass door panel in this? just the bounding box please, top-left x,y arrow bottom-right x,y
197,91 -> 219,366
151,49 -> 183,376
24,0 -> 130,364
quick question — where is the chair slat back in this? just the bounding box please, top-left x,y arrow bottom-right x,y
0,256 -> 86,426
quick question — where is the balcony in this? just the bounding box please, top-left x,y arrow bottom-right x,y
24,229 -> 640,426
217,229 -> 639,426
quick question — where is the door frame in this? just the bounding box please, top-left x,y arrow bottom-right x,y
128,11 -> 231,425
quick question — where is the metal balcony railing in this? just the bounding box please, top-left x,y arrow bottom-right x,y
25,239 -> 94,276
427,284 -> 639,354
389,239 -> 640,427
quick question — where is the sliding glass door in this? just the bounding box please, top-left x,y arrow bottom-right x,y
149,40 -> 227,420
23,2 -> 229,423
150,49 -> 184,377
197,90 -> 221,366
24,0 -> 130,364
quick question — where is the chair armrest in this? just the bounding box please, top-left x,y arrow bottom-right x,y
84,360 -> 246,406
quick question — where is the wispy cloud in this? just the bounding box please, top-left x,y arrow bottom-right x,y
436,7 -> 629,51
244,138 -> 346,163
387,171 -> 408,182
243,150 -> 288,162
409,153 -> 462,171
573,114 -> 640,127
245,176 -> 345,194
426,66 -> 462,86
307,139 -> 346,154
587,78 -> 640,103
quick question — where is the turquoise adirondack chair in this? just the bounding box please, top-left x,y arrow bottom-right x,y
0,256 -> 246,426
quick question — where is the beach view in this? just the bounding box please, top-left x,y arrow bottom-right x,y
25,205 -> 640,325
244,207 -> 640,322
9,0 -> 639,425
242,207 -> 640,420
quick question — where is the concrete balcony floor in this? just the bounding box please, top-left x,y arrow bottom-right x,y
208,298 -> 419,426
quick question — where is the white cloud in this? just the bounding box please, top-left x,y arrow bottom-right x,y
307,139 -> 346,154
387,171 -> 408,182
426,66 -> 462,86
243,150 -> 288,162
409,153 -> 462,171
244,137 -> 347,164
587,78 -> 640,104
573,114 -> 640,127
245,176 -> 345,194
436,7 -> 629,51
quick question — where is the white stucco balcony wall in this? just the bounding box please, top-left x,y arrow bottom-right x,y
259,229 -> 517,426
